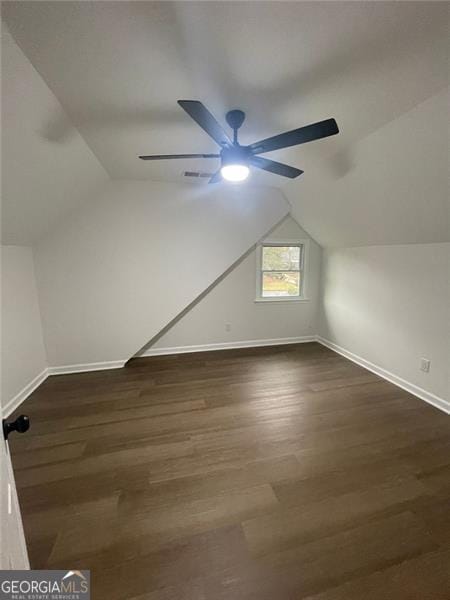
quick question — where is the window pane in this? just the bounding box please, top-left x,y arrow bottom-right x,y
262,246 -> 300,270
262,272 -> 300,297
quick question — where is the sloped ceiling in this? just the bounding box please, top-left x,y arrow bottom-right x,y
288,88 -> 449,247
2,1 -> 449,246
1,24 -> 108,245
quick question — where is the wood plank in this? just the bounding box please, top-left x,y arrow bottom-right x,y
50,484 -> 277,563
242,477 -> 429,556
11,441 -> 86,469
302,548 -> 450,600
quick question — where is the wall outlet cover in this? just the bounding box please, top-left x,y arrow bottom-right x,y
420,358 -> 431,373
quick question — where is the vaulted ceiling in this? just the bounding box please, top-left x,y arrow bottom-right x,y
2,1 -> 449,246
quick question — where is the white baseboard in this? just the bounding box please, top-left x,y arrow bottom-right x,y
316,336 -> 449,415
3,368 -> 49,418
3,340 -> 313,414
7,337 -> 448,418
47,360 -> 126,376
3,360 -> 127,416
139,336 -> 316,357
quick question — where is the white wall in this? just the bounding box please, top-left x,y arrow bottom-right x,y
1,246 -> 47,413
148,216 -> 320,351
319,243 -> 449,406
1,23 -> 107,245
34,180 -> 289,367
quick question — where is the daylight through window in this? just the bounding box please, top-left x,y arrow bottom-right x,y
259,244 -> 303,298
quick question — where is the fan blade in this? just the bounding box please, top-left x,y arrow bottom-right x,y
208,170 -> 223,184
250,156 -> 303,178
249,118 -> 339,154
178,100 -> 232,147
139,153 -> 219,160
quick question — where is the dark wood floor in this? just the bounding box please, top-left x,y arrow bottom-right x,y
9,342 -> 450,599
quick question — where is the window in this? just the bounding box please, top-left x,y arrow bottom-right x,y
256,241 -> 308,301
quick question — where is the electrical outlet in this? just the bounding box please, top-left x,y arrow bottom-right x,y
225,323 -> 231,332
420,358 -> 431,373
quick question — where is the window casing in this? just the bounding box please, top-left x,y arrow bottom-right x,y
255,240 -> 309,302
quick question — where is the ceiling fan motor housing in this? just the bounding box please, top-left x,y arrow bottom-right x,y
221,145 -> 251,167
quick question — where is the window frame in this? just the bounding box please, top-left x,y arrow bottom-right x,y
255,238 -> 310,303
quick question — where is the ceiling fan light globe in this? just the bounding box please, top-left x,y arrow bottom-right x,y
220,164 -> 249,182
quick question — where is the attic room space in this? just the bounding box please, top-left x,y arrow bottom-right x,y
0,1 -> 448,597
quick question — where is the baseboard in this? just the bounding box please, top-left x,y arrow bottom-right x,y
316,336 -> 449,415
3,368 -> 49,418
8,337 -> 447,418
139,336 -> 316,357
3,360 -> 127,416
47,360 -> 126,376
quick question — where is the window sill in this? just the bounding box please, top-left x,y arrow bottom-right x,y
254,297 -> 310,304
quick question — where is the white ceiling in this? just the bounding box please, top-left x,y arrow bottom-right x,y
3,1 -> 448,184
1,24 -> 108,245
2,1 -> 448,247
289,88 -> 449,247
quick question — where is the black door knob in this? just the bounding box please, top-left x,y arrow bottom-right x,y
2,415 -> 30,440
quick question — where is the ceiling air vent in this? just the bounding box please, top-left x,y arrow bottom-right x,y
183,171 -> 213,179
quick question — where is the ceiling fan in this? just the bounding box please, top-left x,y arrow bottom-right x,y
139,100 -> 339,183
